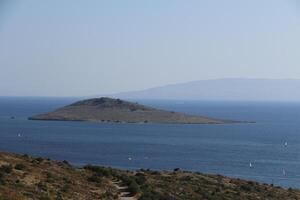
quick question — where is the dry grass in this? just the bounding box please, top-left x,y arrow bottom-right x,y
0,152 -> 299,200
0,152 -> 118,200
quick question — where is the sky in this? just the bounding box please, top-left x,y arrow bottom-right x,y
1,0 -> 300,97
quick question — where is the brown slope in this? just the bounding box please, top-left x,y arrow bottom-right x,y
29,97 -> 238,124
0,152 -> 299,200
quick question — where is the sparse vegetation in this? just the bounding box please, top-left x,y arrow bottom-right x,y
14,163 -> 26,170
0,152 -> 118,200
29,97 -> 233,124
0,165 -> 12,174
0,152 -> 299,200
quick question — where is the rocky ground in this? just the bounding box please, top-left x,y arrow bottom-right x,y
0,152 -> 299,200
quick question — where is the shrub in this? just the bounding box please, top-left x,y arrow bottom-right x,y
31,157 -> 43,164
0,172 -> 5,185
99,191 -> 117,199
87,174 -> 102,183
61,184 -> 70,193
128,180 -> 140,195
15,163 -> 26,170
83,165 -> 111,177
173,168 -> 181,172
37,182 -> 48,191
62,160 -> 70,166
36,157 -> 44,162
0,165 -> 12,174
15,179 -> 24,188
22,154 -> 29,159
62,177 -> 71,184
150,171 -> 161,175
135,174 -> 147,185
55,192 -> 63,200
0,195 -> 11,200
139,189 -> 173,200
39,194 -> 51,200
45,172 -> 56,183
240,184 -> 252,192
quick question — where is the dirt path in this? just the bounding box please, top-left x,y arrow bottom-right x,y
111,179 -> 137,200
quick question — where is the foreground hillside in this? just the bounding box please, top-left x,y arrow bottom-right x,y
29,97 -> 237,124
0,152 -> 299,200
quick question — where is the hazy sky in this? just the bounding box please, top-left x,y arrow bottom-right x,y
1,0 -> 300,96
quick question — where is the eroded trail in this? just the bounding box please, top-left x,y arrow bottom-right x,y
111,179 -> 137,200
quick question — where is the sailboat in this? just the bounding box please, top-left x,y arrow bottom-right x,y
249,162 -> 253,168
282,169 -> 286,176
284,141 -> 288,147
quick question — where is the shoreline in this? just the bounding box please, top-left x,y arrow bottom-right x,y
28,117 -> 253,125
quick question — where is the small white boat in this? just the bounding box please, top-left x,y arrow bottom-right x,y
18,133 -> 21,137
283,169 -> 286,176
128,157 -> 132,161
284,141 -> 288,147
249,162 -> 253,168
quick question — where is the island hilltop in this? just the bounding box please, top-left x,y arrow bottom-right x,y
29,97 -> 237,124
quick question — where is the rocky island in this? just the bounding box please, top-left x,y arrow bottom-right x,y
29,97 -> 238,124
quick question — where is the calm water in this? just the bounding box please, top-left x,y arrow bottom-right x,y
0,97 -> 300,188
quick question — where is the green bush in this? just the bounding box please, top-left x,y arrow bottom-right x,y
0,173 -> 5,185
22,154 -> 29,159
31,157 -> 44,164
128,180 -> 140,195
62,160 -> 70,166
0,194 -> 11,200
55,192 -> 63,200
0,165 -> 12,174
15,163 -> 26,170
15,179 -> 24,188
87,174 -> 102,183
45,172 -> 56,183
83,165 -> 112,177
61,184 -> 70,193
135,174 -> 147,185
240,184 -> 252,192
139,189 -> 173,200
62,177 -> 71,184
37,181 -> 48,191
39,194 -> 51,200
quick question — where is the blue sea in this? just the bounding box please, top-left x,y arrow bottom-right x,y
0,97 -> 300,189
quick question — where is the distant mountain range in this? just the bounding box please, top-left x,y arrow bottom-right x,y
113,78 -> 300,101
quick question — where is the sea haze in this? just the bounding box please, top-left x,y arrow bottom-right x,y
0,97 -> 300,189
115,78 -> 300,101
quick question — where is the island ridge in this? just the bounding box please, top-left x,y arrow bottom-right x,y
29,97 -> 240,124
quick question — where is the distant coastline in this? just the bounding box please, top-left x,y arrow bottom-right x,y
114,78 -> 300,102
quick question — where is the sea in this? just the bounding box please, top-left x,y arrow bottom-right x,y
0,97 -> 300,189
